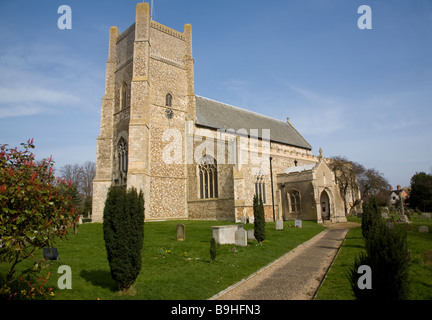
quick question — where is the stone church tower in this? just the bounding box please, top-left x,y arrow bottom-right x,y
93,3 -> 194,222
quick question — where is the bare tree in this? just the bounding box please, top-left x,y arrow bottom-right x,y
59,163 -> 83,190
81,161 -> 96,198
357,168 -> 391,205
328,156 -> 364,215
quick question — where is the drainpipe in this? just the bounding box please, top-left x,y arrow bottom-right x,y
270,156 -> 275,222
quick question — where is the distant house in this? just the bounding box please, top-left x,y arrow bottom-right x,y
390,185 -> 409,205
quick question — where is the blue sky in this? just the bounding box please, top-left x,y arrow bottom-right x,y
0,0 -> 431,189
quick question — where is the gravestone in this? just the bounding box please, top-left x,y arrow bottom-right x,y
276,220 -> 283,230
235,226 -> 247,247
247,229 -> 255,240
248,216 -> 254,224
240,216 -> 247,224
176,224 -> 185,241
399,214 -> 409,223
419,226 -> 429,233
295,220 -> 302,228
422,213 -> 431,220
212,225 -> 239,244
381,212 -> 388,220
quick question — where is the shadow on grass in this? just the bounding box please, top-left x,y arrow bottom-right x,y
80,269 -> 117,292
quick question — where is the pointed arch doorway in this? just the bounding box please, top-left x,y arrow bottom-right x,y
320,190 -> 331,221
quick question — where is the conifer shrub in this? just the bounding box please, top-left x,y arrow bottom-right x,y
253,195 -> 265,243
103,186 -> 144,292
361,198 -> 381,242
348,199 -> 411,300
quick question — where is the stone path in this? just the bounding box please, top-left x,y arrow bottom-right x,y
210,222 -> 359,300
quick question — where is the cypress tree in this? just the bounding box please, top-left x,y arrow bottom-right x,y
349,199 -> 411,300
253,195 -> 266,243
103,186 -> 145,292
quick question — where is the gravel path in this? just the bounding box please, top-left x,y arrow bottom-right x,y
210,222 -> 359,300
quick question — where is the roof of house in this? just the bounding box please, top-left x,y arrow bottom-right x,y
195,96 -> 312,150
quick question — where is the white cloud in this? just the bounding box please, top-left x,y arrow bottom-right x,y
0,87 -> 80,105
0,41 -> 101,118
0,104 -> 47,119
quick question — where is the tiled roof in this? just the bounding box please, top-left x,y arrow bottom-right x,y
195,96 -> 312,150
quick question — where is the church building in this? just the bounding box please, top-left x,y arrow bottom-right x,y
92,3 -> 347,224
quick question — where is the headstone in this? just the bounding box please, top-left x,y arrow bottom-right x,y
422,213 -> 431,220
419,226 -> 429,233
249,216 -> 254,224
247,229 -> 255,240
43,247 -> 59,261
276,220 -> 283,230
295,220 -> 302,228
381,212 -> 388,220
176,224 -> 185,241
399,214 -> 409,223
212,225 -> 239,244
235,227 -> 247,247
240,216 -> 247,224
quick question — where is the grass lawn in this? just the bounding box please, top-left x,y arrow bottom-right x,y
1,220 -> 325,300
315,217 -> 432,300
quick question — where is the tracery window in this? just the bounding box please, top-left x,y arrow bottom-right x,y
255,174 -> 266,203
198,155 -> 218,199
288,190 -> 301,213
118,138 -> 128,174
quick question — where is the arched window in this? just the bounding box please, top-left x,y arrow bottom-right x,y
121,82 -> 128,110
288,190 -> 301,213
255,174 -> 266,203
118,138 -> 128,174
198,155 -> 218,199
165,93 -> 172,107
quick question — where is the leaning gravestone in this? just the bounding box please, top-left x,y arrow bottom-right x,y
295,220 -> 302,228
176,224 -> 185,241
235,227 -> 247,247
276,220 -> 283,230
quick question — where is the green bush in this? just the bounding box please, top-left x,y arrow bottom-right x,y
253,195 -> 265,243
103,186 -> 144,292
361,198 -> 380,242
349,200 -> 411,300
